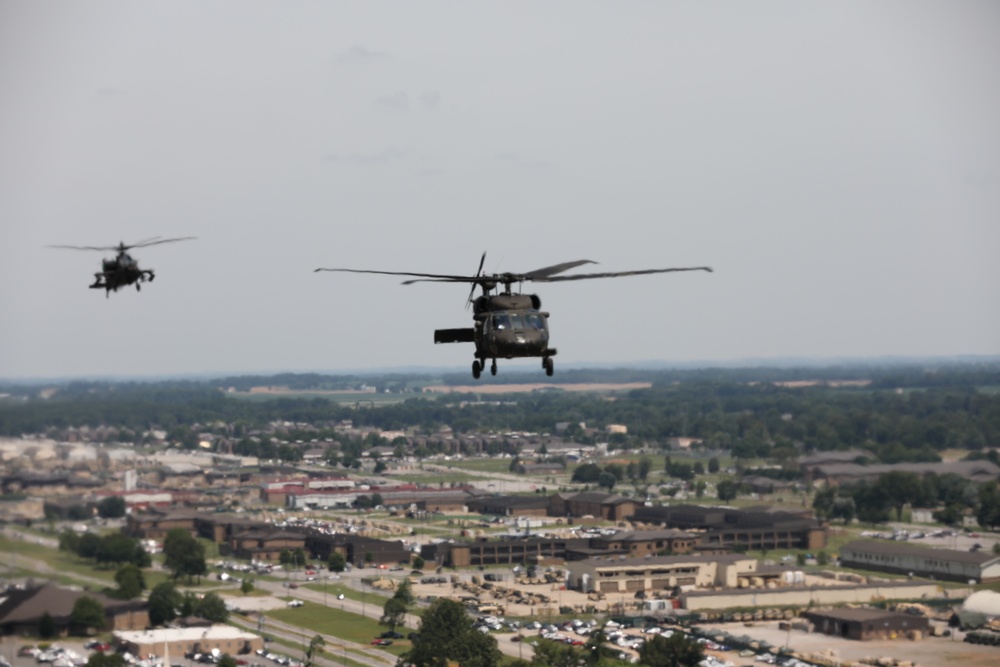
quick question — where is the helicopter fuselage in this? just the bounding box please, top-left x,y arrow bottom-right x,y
435,293 -> 557,377
91,253 -> 154,296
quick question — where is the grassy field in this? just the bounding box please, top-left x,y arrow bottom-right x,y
266,600 -> 412,657
438,458 -> 516,474
300,582 -> 392,606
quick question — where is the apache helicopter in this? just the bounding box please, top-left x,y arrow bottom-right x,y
316,254 -> 712,378
49,236 -> 195,297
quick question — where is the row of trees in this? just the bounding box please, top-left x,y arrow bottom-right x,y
59,530 -> 150,570
813,471 -> 1000,528
5,368 -> 1000,464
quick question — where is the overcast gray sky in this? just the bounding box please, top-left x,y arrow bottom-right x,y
1,1 -> 998,379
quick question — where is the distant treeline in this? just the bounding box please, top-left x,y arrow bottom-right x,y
1,364 -> 999,465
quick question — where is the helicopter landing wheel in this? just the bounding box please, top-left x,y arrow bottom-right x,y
472,360 -> 482,379
490,361 -> 497,376
136,283 -> 141,292
543,357 -> 554,376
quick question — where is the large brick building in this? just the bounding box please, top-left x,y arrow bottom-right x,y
549,492 -> 636,521
631,504 -> 827,551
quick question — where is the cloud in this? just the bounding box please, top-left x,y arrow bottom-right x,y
324,149 -> 405,165
338,45 -> 387,64
96,87 -> 127,97
375,92 -> 409,110
418,91 -> 441,109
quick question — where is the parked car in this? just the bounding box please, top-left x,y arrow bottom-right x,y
370,639 -> 393,647
379,631 -> 404,639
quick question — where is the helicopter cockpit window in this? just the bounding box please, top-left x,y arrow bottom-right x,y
508,314 -> 525,330
524,312 -> 545,330
491,314 -> 511,330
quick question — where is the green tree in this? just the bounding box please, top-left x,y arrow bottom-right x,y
380,597 -> 407,632
878,471 -> 926,521
70,596 -> 105,635
39,611 -> 55,639
240,578 -> 255,595
193,592 -> 229,623
572,463 -> 603,483
716,479 -> 740,502
328,551 -> 347,572
394,578 -> 415,606
97,496 -> 127,519
58,529 -> 81,553
977,483 -> 1000,530
217,656 -> 237,667
597,471 -> 617,491
812,487 -> 836,521
637,632 -> 704,667
76,532 -> 101,559
637,457 -> 653,482
708,457 -> 720,474
405,598 -> 501,667
147,582 -> 183,626
114,563 -> 146,600
163,529 -> 207,582
413,555 -> 425,569
96,533 -> 140,567
305,635 -> 325,667
85,653 -> 126,667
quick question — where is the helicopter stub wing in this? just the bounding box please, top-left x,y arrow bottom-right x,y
434,328 -> 475,344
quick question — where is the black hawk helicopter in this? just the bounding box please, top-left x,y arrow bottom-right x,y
316,254 -> 712,378
49,236 -> 195,297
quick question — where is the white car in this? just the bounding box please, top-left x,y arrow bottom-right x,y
287,600 -> 304,608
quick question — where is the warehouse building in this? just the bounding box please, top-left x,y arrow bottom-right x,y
839,540 -> 1000,583
802,608 -> 929,641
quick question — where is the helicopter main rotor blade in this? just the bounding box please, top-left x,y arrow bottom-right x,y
524,259 -> 597,279
533,266 -> 713,282
48,244 -> 121,251
129,236 -> 196,249
315,267 -> 484,282
466,251 -> 487,307
47,236 -> 196,252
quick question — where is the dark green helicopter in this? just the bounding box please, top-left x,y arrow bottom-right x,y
316,254 -> 712,378
49,236 -> 195,297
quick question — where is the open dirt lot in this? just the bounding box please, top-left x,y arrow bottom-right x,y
698,621 -> 1000,667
